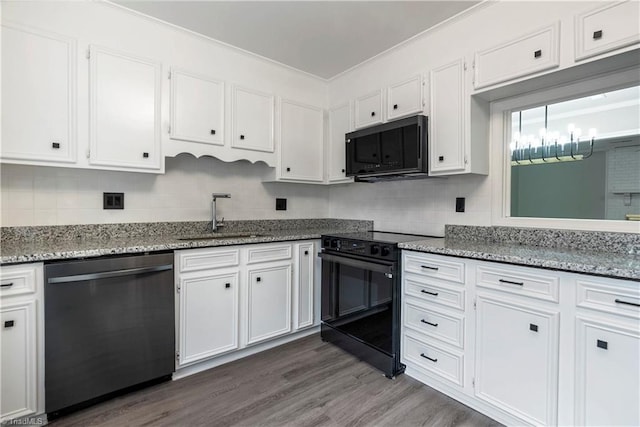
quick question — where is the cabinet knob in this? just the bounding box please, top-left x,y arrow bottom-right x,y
304,250 -> 309,255
534,50 -> 542,58
286,167 -> 291,172
240,135 -> 245,140
225,283 -> 231,288
341,169 -> 345,173
438,156 -> 444,162
256,277 -> 261,282
371,111 -> 376,117
211,129 -> 216,135
593,30 -> 603,40
52,142 -> 61,149
143,152 -> 149,158
4,320 -> 15,328
393,104 -> 398,110
597,339 -> 608,350
529,323 -> 538,332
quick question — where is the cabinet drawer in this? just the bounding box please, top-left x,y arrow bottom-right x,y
404,301 -> 464,348
403,333 -> 463,387
0,264 -> 39,298
246,244 -> 292,264
404,274 -> 465,311
576,278 -> 640,319
403,252 -> 465,284
177,248 -> 240,273
474,22 -> 560,90
575,1 -> 640,61
476,264 -> 559,303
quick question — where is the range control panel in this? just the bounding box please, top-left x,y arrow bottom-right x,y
321,237 -> 397,261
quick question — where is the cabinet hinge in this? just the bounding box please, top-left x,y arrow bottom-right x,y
473,299 -> 476,310
176,351 -> 180,361
86,148 -> 90,159
168,71 -> 172,79
176,283 -> 181,293
86,49 -> 90,60
464,156 -> 468,165
463,62 -> 467,71
168,125 -> 171,134
472,377 -> 475,388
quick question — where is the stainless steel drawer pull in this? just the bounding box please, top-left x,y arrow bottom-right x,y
0,282 -> 14,288
499,278 -> 524,286
420,319 -> 438,327
420,289 -> 439,296
614,299 -> 640,308
420,353 -> 437,363
420,265 -> 439,271
48,264 -> 173,284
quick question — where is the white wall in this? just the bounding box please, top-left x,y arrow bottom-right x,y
0,155 -> 329,226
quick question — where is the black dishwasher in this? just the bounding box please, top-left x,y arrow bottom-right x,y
44,252 -> 175,418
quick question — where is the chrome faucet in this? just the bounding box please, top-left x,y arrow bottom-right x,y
211,193 -> 231,232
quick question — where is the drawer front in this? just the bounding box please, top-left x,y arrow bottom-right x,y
575,1 -> 640,61
404,301 -> 464,348
246,244 -> 292,264
403,252 -> 465,284
474,22 -> 560,90
576,278 -> 640,319
403,333 -> 464,387
404,274 -> 465,311
476,264 -> 559,303
0,264 -> 39,298
178,248 -> 240,273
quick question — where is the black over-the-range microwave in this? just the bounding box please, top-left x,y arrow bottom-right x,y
345,115 -> 428,182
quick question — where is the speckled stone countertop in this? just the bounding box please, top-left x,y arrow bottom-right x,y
0,219 -> 372,265
399,226 -> 640,281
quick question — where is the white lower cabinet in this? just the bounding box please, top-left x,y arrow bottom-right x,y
0,263 -> 44,424
246,263 -> 292,344
294,242 -> 315,330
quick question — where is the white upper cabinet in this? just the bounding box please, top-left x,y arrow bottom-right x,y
574,1 -> 640,62
278,99 -> 324,182
231,86 -> 275,153
354,90 -> 384,129
387,75 -> 423,120
327,102 -> 352,183
169,69 -> 224,146
89,46 -> 162,171
473,22 -> 560,90
1,23 -> 76,165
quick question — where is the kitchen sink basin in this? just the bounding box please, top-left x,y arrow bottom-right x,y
177,233 -> 264,241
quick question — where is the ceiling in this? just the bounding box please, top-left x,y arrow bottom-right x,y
114,1 -> 479,80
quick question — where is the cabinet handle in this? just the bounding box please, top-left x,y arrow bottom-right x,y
256,277 -> 261,282
286,167 -> 291,172
593,30 -> 603,40
240,135 -> 245,140
341,169 -> 345,173
438,156 -> 444,162
420,265 -> 439,271
393,104 -> 398,110
4,320 -> 15,328
304,250 -> 309,255
420,289 -> 439,296
529,323 -> 538,332
499,278 -> 524,286
52,142 -> 61,149
614,298 -> 640,308
143,152 -> 149,158
0,282 -> 14,288
420,353 -> 437,363
225,283 -> 231,288
371,111 -> 376,117
420,319 -> 438,327
597,339 -> 608,350
534,49 -> 542,58
210,129 -> 216,135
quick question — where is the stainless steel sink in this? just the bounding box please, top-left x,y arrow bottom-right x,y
177,233 -> 263,241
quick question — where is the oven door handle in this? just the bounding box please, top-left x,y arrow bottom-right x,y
318,252 -> 395,274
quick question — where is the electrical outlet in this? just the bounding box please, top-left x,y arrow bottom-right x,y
455,197 -> 465,213
276,198 -> 287,211
104,192 -> 124,210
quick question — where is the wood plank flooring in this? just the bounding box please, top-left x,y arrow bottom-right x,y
49,334 -> 501,427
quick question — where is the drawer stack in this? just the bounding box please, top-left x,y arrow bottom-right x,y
401,251 -> 466,387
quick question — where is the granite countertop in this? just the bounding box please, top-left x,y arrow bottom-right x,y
399,238 -> 640,281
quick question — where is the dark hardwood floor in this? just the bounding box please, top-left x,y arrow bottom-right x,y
49,334 -> 501,427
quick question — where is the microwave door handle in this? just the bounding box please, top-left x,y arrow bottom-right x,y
318,252 -> 394,274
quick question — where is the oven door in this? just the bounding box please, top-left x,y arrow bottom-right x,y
319,251 -> 397,356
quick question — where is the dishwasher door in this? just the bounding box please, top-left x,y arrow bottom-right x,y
44,252 -> 175,416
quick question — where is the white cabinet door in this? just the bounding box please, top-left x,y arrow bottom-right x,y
170,69 -> 224,146
387,75 -> 423,120
575,1 -> 640,61
295,242 -> 314,330
430,59 -> 466,174
246,263 -> 292,345
178,269 -> 239,366
279,99 -> 324,182
327,103 -> 352,182
89,46 -> 162,171
475,296 -> 559,426
232,86 -> 274,153
1,23 -> 76,165
575,316 -> 640,427
355,90 -> 383,129
0,301 -> 37,422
